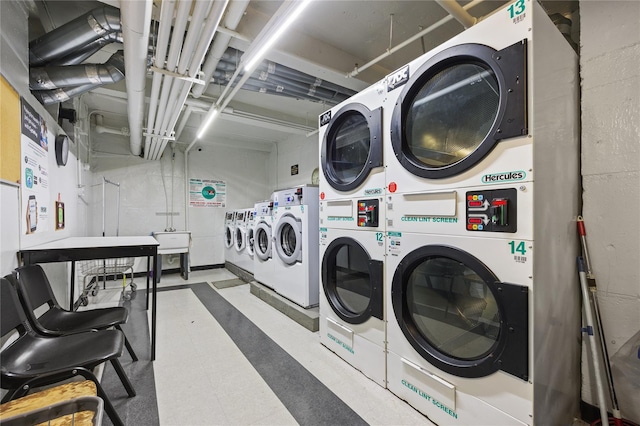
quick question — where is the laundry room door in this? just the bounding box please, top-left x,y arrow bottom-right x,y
390,42 -> 526,179
391,245 -> 528,379
275,214 -> 302,265
321,103 -> 382,191
321,237 -> 383,323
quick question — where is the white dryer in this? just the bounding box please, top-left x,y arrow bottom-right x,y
386,233 -> 531,425
224,211 -> 236,264
272,185 -> 319,308
253,200 -> 274,288
384,2 -> 581,425
319,227 -> 386,387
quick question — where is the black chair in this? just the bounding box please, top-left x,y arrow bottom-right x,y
0,277 -> 135,426
11,264 -> 138,361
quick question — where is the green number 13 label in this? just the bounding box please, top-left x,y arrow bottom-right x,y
509,241 -> 527,255
508,0 -> 526,19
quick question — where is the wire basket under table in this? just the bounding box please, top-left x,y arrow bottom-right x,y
77,258 -> 137,306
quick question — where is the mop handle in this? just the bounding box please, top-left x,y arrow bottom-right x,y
577,216 -> 595,280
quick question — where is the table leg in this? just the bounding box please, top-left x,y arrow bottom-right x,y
152,253 -> 158,361
146,256 -> 150,310
70,261 -> 76,311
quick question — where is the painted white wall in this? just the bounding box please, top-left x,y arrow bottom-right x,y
580,1 -> 640,413
272,132 -> 319,189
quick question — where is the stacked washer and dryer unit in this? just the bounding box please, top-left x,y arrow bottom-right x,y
318,79 -> 387,386
320,1 -> 580,424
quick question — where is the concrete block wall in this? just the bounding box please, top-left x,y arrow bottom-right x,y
579,0 -> 640,410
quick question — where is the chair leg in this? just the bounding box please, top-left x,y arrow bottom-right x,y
115,324 -> 139,361
74,367 -> 124,426
110,358 -> 136,397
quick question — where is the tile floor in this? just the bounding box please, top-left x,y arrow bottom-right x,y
89,269 -> 433,425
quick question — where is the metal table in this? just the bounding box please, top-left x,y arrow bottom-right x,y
19,236 -> 160,361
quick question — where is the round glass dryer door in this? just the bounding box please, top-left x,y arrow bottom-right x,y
392,245 -> 529,379
321,103 -> 382,191
391,42 -> 527,179
322,237 -> 383,323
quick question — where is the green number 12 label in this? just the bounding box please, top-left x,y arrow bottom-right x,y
509,240 -> 527,255
376,232 -> 383,242
508,0 -> 526,18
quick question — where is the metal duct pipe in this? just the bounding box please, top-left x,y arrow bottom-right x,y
121,0 -> 152,156
29,5 -> 121,66
436,0 -> 477,29
49,32 -> 123,66
34,83 -> 99,105
191,0 -> 250,98
150,0 -> 229,160
30,51 -> 124,90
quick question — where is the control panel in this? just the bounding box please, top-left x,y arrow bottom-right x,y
465,188 -> 517,233
275,187 -> 304,207
256,202 -> 273,216
357,199 -> 379,228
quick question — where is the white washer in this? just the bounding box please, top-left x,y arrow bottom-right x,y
319,227 -> 386,387
253,200 -> 274,288
235,208 -> 254,273
232,209 -> 247,268
386,233 -> 531,425
244,209 -> 255,274
224,211 -> 236,264
384,2 -> 581,425
272,185 -> 319,308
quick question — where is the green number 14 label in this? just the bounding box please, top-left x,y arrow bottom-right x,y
507,0 -> 526,19
509,240 -> 527,255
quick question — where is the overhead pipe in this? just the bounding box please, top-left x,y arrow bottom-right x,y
143,0 -> 175,158
149,0 -> 229,160
95,114 -> 130,136
29,5 -> 121,66
121,0 -> 152,156
348,0 -> 484,77
30,50 -> 125,90
34,83 -> 100,105
49,32 -> 123,66
191,0 -> 250,98
146,0 -> 192,159
436,0 -> 477,29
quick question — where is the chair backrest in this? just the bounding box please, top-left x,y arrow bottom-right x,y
15,265 -> 61,311
0,277 -> 28,338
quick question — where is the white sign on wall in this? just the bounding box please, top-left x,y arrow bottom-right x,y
21,98 -> 51,235
189,178 -> 226,207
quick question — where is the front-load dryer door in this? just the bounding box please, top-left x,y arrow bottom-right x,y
225,225 -> 234,248
321,103 -> 382,191
235,227 -> 246,252
391,245 -> 528,380
275,214 -> 302,265
254,222 -> 272,260
322,237 -> 383,323
390,41 -> 527,179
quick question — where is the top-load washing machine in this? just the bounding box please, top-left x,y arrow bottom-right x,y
235,208 -> 254,273
224,211 -> 236,264
272,185 -> 319,308
253,200 -> 274,288
383,1 -> 581,425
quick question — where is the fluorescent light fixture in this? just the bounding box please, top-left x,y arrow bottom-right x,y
243,0 -> 313,73
197,109 -> 218,139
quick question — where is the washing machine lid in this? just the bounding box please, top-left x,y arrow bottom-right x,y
275,214 -> 302,265
390,41 -> 527,179
254,221 -> 272,260
321,103 -> 383,191
391,245 -> 528,380
224,224 -> 234,248
322,237 -> 383,323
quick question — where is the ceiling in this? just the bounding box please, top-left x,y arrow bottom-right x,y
27,0 -> 578,158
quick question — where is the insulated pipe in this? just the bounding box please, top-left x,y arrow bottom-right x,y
30,51 -> 125,90
49,32 -> 122,66
436,0 -> 477,29
151,0 -> 229,160
121,0 -> 152,156
144,0 -> 176,157
33,83 -> 99,105
29,5 -> 121,66
191,0 -> 250,98
348,0 -> 484,77
175,106 -> 193,140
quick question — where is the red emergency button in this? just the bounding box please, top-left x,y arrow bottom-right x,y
388,182 -> 397,193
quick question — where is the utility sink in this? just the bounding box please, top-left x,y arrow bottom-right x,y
152,231 -> 191,254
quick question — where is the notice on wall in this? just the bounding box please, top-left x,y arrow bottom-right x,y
189,178 -> 226,207
21,98 -> 51,234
